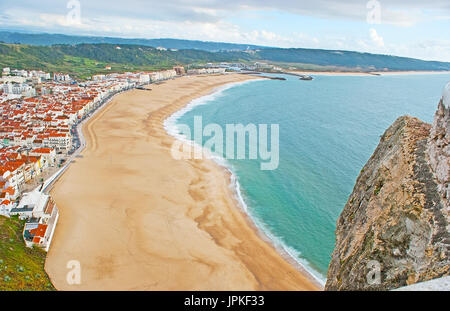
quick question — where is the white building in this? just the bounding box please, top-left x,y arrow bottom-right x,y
139,74 -> 150,84
93,74 -> 106,81
43,133 -> 71,151
15,84 -> 36,97
149,70 -> 177,82
1,167 -> 25,191
31,76 -> 42,85
53,73 -> 71,82
29,148 -> 57,168
2,83 -> 12,94
11,190 -> 59,252
3,83 -> 36,97
30,70 -> 51,80
10,190 -> 47,219
1,76 -> 26,84
187,67 -> 227,75
0,199 -> 14,217
11,69 -> 29,77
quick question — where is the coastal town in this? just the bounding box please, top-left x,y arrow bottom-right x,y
0,64 -> 227,252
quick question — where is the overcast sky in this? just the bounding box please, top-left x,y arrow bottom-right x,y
1,0 -> 450,61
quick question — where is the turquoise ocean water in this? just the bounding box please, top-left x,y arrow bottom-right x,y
165,73 -> 450,283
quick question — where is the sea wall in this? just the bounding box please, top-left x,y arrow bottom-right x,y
325,84 -> 450,290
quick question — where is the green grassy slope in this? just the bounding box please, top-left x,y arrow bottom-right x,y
0,216 -> 55,291
0,43 -> 250,79
1,42 -> 450,80
0,44 -> 175,79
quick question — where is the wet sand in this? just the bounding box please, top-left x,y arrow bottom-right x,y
45,74 -> 319,291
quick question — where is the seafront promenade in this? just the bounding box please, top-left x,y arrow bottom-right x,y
39,88 -> 133,194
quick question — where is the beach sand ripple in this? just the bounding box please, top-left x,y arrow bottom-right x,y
45,74 -> 318,291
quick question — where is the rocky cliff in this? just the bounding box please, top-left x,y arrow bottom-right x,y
325,84 -> 450,291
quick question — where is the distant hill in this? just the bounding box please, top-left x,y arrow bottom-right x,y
257,48 -> 450,71
0,31 -> 266,52
1,32 -> 450,77
0,43 -> 252,78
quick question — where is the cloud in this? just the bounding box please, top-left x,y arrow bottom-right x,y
0,6 -> 314,47
369,28 -> 384,47
1,0 -> 449,26
0,1 -> 449,61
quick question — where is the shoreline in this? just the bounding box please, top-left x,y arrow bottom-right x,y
45,74 -> 320,290
163,79 -> 326,287
288,70 -> 450,76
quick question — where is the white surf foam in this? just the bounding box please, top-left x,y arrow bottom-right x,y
163,78 -> 327,288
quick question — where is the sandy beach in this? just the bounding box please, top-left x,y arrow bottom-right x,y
45,73 -> 319,291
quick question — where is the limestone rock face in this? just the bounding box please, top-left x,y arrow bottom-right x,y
443,82 -> 450,108
428,85 -> 450,208
325,92 -> 450,290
